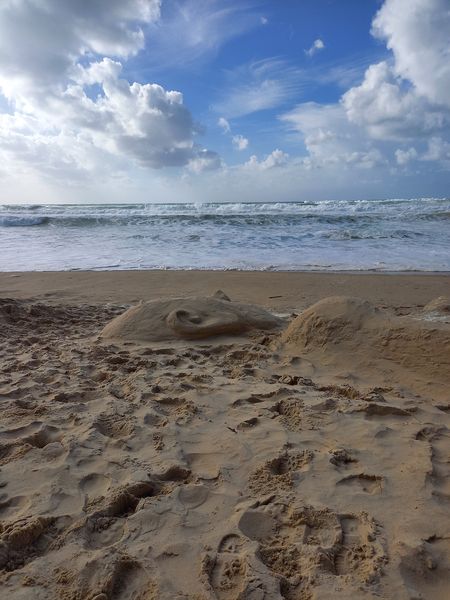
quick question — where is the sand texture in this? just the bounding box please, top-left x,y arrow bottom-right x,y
0,287 -> 449,599
100,293 -> 283,342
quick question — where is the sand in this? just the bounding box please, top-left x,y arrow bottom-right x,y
0,272 -> 449,600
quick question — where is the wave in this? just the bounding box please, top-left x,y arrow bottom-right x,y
0,216 -> 49,227
0,197 -> 449,219
1,211 -> 449,229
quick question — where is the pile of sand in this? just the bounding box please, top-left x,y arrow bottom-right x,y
280,296 -> 450,400
100,291 -> 283,342
424,295 -> 450,314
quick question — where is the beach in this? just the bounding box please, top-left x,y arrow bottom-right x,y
0,271 -> 449,599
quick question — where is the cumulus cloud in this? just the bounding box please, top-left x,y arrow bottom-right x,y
217,117 -> 249,152
305,39 -> 325,57
188,149 -> 222,173
0,0 -> 220,179
422,137 -> 450,164
232,134 -> 249,151
245,149 -> 289,170
281,102 -> 385,169
280,0 -> 450,172
372,0 -> 450,108
0,0 -> 160,100
340,0 -> 450,145
395,147 -> 418,166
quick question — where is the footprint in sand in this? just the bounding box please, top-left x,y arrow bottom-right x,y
334,514 -> 385,581
0,422 -> 63,466
0,514 -> 69,572
208,534 -> 255,600
415,425 -> 450,503
80,473 -> 112,499
248,450 -> 314,495
93,413 -> 135,439
237,500 -> 386,597
336,473 -> 384,495
73,481 -> 157,550
329,447 -> 358,467
69,551 -> 157,600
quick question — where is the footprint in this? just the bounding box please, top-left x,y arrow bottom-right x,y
93,414 -> 135,439
248,450 -> 314,495
71,552 -> 157,600
269,398 -> 304,431
80,473 -> 111,498
416,426 -> 450,503
23,424 -> 62,448
105,556 -> 156,600
329,448 -> 358,467
334,514 -> 383,580
0,515 -> 67,572
255,504 -> 342,596
337,474 -> 384,495
209,535 -> 248,600
79,481 -> 157,549
242,500 -> 386,597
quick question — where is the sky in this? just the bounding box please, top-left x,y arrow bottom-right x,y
0,0 -> 449,204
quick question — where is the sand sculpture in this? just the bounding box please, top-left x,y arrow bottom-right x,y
100,291 -> 284,342
280,295 -> 450,399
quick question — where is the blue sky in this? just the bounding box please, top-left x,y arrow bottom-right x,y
0,0 -> 449,203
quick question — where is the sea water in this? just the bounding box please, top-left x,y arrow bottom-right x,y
0,198 -> 449,271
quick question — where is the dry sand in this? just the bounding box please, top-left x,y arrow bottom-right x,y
0,272 -> 449,600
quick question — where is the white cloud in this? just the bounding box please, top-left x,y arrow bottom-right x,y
218,117 -> 231,133
188,149 -> 222,173
260,16 -> 269,26
0,0 -> 161,101
232,134 -> 249,151
245,149 -> 289,170
305,39 -> 325,57
395,147 -> 417,166
422,137 -> 450,164
0,1 -> 220,179
342,61 -> 449,141
372,0 -> 450,108
281,102 -> 384,169
280,0 -> 450,172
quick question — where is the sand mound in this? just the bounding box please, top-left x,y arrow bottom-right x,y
281,296 -> 450,400
281,296 -> 381,348
100,293 -> 283,342
424,296 -> 450,314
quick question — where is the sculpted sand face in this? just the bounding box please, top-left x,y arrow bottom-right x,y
99,293 -> 284,342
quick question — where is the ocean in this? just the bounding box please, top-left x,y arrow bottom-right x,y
1,198 -> 449,271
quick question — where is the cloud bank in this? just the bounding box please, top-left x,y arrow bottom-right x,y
0,0 -> 219,182
0,0 -> 448,203
280,0 -> 450,176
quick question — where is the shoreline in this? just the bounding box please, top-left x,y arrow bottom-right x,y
1,269 -> 448,311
